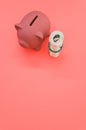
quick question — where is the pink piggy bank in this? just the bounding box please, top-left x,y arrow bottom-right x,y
15,11 -> 50,50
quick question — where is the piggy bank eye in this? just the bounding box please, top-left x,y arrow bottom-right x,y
30,15 -> 38,26
53,34 -> 60,42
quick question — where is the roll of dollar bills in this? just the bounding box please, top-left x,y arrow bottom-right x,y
48,31 -> 64,58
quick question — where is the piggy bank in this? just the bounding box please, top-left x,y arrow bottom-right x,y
15,11 -> 50,50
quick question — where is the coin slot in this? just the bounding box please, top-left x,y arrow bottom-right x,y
30,15 -> 38,26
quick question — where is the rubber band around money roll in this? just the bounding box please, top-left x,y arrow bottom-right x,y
48,31 -> 64,58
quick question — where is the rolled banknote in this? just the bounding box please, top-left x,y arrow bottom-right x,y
48,31 -> 64,58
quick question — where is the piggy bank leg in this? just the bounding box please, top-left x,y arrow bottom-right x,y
47,32 -> 51,37
35,45 -> 41,51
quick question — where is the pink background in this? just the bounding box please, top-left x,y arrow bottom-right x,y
0,0 -> 86,130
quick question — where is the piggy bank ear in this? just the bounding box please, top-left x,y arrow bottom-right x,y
35,31 -> 44,40
15,23 -> 22,30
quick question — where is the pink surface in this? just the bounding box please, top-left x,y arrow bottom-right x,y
0,0 -> 86,130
